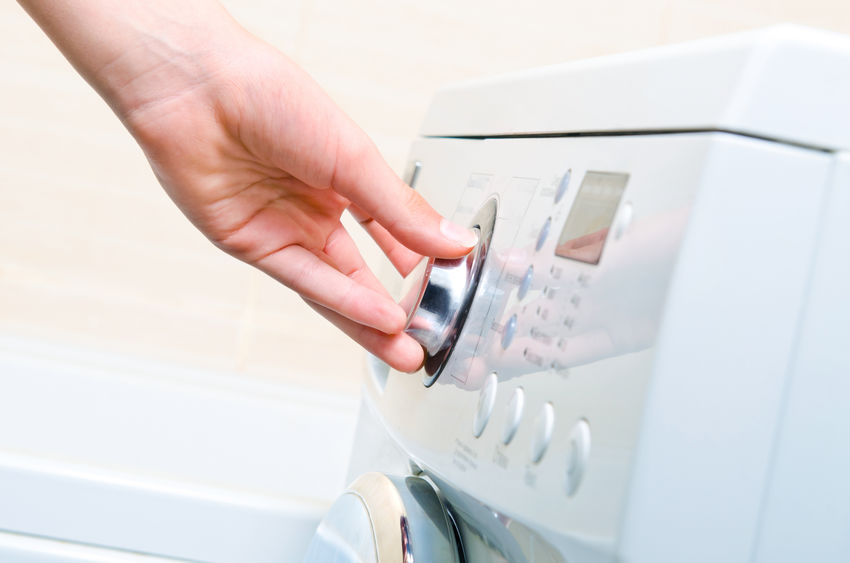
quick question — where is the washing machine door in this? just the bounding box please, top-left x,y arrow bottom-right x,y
304,472 -> 460,563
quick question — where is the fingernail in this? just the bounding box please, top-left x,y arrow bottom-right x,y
440,219 -> 478,248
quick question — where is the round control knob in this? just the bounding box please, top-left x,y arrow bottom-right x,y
401,198 -> 497,385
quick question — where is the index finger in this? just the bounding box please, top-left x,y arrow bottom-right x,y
331,131 -> 478,259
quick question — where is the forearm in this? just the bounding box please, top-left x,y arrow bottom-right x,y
17,0 -> 246,120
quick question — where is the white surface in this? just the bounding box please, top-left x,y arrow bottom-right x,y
0,336 -> 359,562
618,136 -> 832,562
0,530 -> 183,563
421,26 -> 850,151
752,152 -> 850,562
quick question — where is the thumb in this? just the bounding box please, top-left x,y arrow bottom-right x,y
331,130 -> 478,259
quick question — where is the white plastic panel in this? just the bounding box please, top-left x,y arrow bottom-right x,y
619,137 -> 832,562
0,530 -> 181,563
752,152 -> 850,562
0,337 -> 359,562
421,26 -> 850,152
0,453 -> 319,563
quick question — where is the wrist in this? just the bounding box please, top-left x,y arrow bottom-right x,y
20,0 -> 248,128
95,5 -> 248,123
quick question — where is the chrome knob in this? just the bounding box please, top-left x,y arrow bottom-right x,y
401,198 -> 497,383
403,238 -> 482,354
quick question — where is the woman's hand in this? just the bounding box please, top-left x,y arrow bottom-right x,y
19,0 -> 477,372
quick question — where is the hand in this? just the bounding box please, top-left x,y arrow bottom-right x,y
19,0 -> 478,372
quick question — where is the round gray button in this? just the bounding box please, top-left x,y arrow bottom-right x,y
565,419 -> 592,496
554,169 -> 572,203
501,314 -> 518,350
518,265 -> 533,300
472,372 -> 499,438
501,387 -> 525,445
530,402 -> 555,463
535,217 -> 552,252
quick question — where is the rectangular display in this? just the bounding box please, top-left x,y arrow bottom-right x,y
555,171 -> 629,264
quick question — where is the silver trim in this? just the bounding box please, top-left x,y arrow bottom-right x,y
304,472 -> 460,563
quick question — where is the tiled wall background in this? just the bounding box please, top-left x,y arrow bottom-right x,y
2,0 -> 848,398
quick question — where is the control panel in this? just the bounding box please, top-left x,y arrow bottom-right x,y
373,133 -> 714,552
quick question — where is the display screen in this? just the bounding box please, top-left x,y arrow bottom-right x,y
554,171 -> 629,265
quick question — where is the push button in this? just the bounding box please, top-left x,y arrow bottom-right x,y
501,387 -> 525,445
472,372 -> 499,438
535,217 -> 552,251
501,314 -> 518,350
554,169 -> 571,203
518,265 -> 533,300
530,402 -> 555,463
565,419 -> 591,496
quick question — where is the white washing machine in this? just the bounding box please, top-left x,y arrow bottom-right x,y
306,26 -> 850,563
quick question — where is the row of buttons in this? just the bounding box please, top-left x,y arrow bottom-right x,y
500,168 -> 572,351
504,167 -> 624,360
472,373 -> 543,450
472,373 -> 591,495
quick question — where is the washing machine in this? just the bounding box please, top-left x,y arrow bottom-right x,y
305,25 -> 850,563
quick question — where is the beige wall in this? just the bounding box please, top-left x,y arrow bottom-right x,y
1,0 -> 848,397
